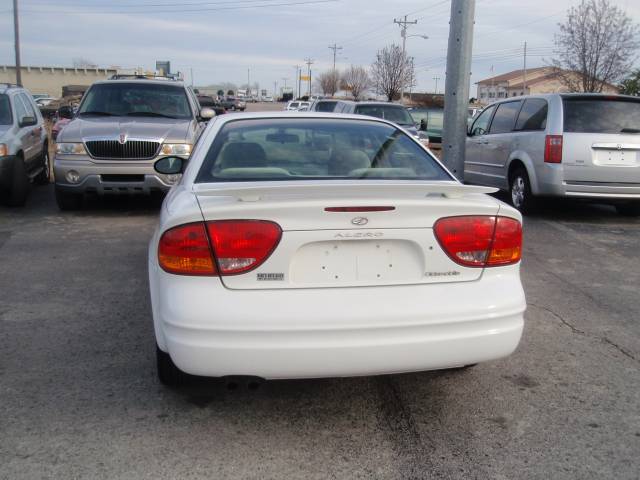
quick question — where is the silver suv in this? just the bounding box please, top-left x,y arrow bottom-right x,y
53,76 -> 214,210
465,94 -> 640,216
0,83 -> 49,206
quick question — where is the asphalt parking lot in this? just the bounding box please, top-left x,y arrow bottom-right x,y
1,185 -> 639,479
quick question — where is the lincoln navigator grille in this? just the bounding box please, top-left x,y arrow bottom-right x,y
85,140 -> 160,160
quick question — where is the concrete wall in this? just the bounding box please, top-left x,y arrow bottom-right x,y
0,65 -> 117,97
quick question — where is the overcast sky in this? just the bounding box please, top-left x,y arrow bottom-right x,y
2,0 -> 640,96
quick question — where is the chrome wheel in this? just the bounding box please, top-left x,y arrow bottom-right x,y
511,176 -> 526,209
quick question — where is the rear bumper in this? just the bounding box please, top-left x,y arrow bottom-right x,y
149,262 -> 526,379
54,156 -> 175,194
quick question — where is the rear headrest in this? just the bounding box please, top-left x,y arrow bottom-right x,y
219,142 -> 267,169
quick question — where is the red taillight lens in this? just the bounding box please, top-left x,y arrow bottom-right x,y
158,223 -> 217,275
324,206 -> 396,212
206,220 -> 282,275
434,216 -> 522,268
544,134 -> 563,163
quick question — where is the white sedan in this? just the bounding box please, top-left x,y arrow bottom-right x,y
149,112 -> 526,385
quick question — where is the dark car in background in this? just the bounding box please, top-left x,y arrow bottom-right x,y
409,107 -> 444,145
220,96 -> 246,111
196,95 -> 226,116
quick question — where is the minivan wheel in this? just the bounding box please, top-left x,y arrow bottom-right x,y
509,167 -> 536,213
6,156 -> 29,207
156,346 -> 186,387
34,148 -> 50,185
55,186 -> 82,210
615,202 -> 640,216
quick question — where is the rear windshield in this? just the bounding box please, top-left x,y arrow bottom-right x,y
0,94 -> 12,125
563,97 -> 640,133
78,83 -> 192,119
355,105 -> 415,126
196,118 -> 451,183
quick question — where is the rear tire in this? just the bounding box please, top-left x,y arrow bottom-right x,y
6,156 -> 29,207
156,346 -> 186,387
509,167 -> 536,214
34,147 -> 50,185
615,202 -> 640,216
55,186 -> 82,210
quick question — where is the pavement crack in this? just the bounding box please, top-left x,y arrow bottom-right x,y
529,303 -> 639,364
374,376 -> 434,479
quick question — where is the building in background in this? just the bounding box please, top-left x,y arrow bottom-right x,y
476,67 -> 619,103
0,65 -> 118,97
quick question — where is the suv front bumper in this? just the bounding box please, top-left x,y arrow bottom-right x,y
54,156 -> 176,194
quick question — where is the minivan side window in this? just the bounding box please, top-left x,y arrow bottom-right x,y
13,94 -> 29,123
469,105 -> 495,136
489,101 -> 522,134
515,98 -> 547,131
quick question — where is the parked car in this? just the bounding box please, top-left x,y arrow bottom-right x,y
32,93 -> 51,101
53,77 -> 215,210
220,97 -> 246,111
51,106 -> 74,141
409,107 -> 443,144
148,111 -> 525,385
284,100 -> 310,111
0,84 -> 50,206
35,97 -> 57,107
262,96 -> 274,102
196,94 -> 226,116
465,93 -> 640,215
340,101 -> 429,146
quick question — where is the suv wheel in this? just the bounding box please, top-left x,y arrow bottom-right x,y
156,345 -> 186,386
6,156 -> 29,207
615,202 -> 640,216
55,186 -> 82,210
509,167 -> 536,213
34,147 -> 50,185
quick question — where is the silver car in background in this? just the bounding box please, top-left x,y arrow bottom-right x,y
465,93 -> 640,215
53,76 -> 214,210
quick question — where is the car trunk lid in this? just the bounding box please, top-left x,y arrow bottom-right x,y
194,181 -> 502,290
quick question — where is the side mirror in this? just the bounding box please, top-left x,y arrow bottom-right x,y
420,118 -> 428,131
19,116 -> 37,127
58,106 -> 74,119
154,156 -> 185,175
200,107 -> 215,120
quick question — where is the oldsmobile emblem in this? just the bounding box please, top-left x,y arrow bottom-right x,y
351,217 -> 368,226
617,144 -> 623,150
119,133 -> 127,144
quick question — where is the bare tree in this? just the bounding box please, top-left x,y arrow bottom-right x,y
371,44 -> 414,101
341,65 -> 372,100
551,0 -> 639,92
316,70 -> 340,96
72,57 -> 97,68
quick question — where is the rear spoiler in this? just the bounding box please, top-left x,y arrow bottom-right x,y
192,181 -> 498,201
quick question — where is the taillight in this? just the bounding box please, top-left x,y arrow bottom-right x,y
434,216 -> 522,268
206,220 -> 282,275
325,206 -> 395,212
158,223 -> 216,275
544,135 -> 563,163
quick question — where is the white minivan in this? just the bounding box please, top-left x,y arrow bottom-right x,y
465,94 -> 640,215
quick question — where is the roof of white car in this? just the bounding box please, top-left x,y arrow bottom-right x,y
214,111 -> 400,127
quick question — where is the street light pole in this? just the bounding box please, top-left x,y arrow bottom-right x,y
442,0 -> 476,180
304,57 -> 314,97
13,0 -> 22,86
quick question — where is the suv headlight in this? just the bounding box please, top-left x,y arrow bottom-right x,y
161,144 -> 192,156
56,143 -> 87,155
0,144 -> 8,156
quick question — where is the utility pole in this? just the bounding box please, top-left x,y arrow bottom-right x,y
190,67 -> 194,87
442,0 -> 475,180
433,76 -> 440,94
282,77 -> 288,89
274,80 -> 278,98
394,15 -> 417,103
13,0 -> 22,86
328,43 -> 342,72
523,41 -> 527,94
293,65 -> 301,98
304,57 -> 314,96
247,68 -> 251,95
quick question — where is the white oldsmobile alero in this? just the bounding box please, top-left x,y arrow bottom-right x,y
148,112 -> 526,385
